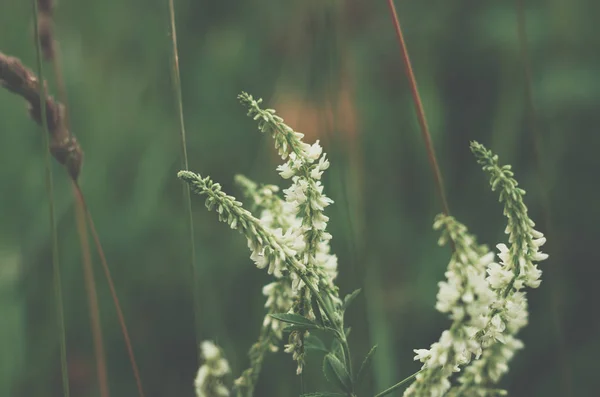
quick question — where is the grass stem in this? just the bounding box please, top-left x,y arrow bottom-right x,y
167,0 -> 201,355
373,369 -> 422,397
386,0 -> 451,218
31,1 -> 70,396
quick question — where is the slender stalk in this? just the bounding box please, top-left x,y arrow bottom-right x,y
73,183 -> 146,397
167,0 -> 201,353
386,0 -> 451,219
73,185 -> 109,397
373,370 -> 422,397
31,1 -> 70,396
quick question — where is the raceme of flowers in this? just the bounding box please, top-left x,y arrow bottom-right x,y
194,341 -> 231,397
404,142 -> 548,397
182,93 -> 343,396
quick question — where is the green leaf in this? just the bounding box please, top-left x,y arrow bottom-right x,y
343,288 -> 362,311
323,353 -> 353,393
283,324 -> 315,333
301,393 -> 346,397
357,345 -> 378,386
331,337 -> 345,362
270,313 -> 320,329
305,334 -> 329,353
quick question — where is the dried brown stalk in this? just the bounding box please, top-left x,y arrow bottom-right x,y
0,51 -> 82,180
37,0 -> 56,60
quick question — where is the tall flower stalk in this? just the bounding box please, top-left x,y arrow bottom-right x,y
181,92 -> 357,396
404,142 -> 548,396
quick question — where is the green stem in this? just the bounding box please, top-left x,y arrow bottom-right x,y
288,261 -> 354,385
340,335 -> 354,381
167,0 -> 201,355
31,1 -> 70,396
373,370 -> 423,397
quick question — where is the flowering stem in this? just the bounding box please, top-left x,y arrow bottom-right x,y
374,369 -> 423,397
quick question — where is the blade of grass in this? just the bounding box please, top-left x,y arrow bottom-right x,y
386,0 -> 451,220
31,1 -> 70,396
167,0 -> 201,355
373,369 -> 422,397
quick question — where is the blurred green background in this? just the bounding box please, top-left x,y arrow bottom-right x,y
1,1 -> 598,396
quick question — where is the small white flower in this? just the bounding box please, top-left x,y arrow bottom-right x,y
201,341 -> 220,361
487,262 -> 513,289
277,162 -> 295,179
305,140 -> 323,161
413,349 -> 431,362
194,341 -> 230,397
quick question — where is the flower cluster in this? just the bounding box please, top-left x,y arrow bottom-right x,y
238,92 -> 341,374
405,142 -> 548,396
469,142 -> 547,348
404,215 -> 496,397
233,176 -> 297,393
194,341 -> 231,397
180,93 -> 342,392
177,170 -> 307,281
447,336 -> 523,397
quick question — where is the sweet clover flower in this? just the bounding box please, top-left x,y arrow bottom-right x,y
404,215 -> 496,397
238,92 -> 341,374
405,142 -> 548,396
233,176 -> 296,393
194,341 -> 231,397
180,91 -> 546,397
180,93 -> 343,394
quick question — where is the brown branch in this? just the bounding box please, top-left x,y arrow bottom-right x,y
0,51 -> 82,180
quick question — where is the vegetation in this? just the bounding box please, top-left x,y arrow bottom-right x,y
0,1 -> 596,396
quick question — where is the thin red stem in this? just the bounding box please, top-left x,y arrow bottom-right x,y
386,0 -> 451,218
73,182 -> 146,397
73,184 -> 110,397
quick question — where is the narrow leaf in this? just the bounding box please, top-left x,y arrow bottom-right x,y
323,353 -> 353,393
331,338 -> 345,362
357,345 -> 378,386
283,324 -> 316,333
270,313 -> 320,329
301,393 -> 346,397
343,288 -> 362,310
305,334 -> 328,353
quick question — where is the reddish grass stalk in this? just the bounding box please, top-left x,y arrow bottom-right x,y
73,183 -> 146,397
1,49 -> 145,397
35,1 -> 147,390
386,0 -> 451,218
74,187 -> 110,397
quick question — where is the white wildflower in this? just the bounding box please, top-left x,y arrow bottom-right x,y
194,341 -> 230,397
